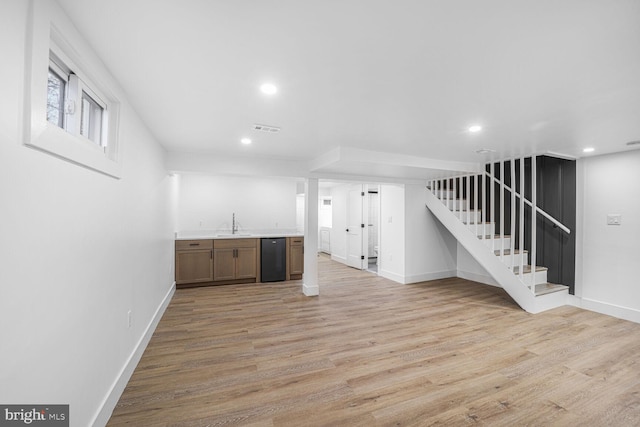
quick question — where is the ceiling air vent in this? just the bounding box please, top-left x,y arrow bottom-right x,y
253,124 -> 281,133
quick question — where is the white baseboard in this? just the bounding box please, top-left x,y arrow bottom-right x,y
379,269 -> 457,285
568,295 -> 640,324
330,254 -> 347,264
379,269 -> 404,284
303,282 -> 319,296
404,270 -> 456,284
91,282 -> 176,427
457,269 -> 500,288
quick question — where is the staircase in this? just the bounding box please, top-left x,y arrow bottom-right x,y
426,157 -> 569,313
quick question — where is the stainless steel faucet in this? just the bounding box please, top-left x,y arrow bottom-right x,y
232,212 -> 238,234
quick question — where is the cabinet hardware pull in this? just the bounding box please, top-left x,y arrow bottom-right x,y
189,243 -> 199,246
210,250 -> 213,259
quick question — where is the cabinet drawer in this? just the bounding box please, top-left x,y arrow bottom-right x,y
289,237 -> 304,246
214,238 -> 257,249
176,239 -> 213,250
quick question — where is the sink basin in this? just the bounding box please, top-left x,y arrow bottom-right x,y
216,233 -> 252,237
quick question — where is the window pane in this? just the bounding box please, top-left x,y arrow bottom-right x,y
47,69 -> 65,128
80,91 -> 104,146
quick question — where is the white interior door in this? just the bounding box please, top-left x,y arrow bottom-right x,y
346,185 -> 366,269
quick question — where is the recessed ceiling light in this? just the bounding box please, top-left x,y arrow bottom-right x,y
469,125 -> 482,133
475,148 -> 495,154
583,147 -> 595,153
240,138 -> 252,145
260,83 -> 277,95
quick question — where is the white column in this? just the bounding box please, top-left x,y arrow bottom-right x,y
303,177 -> 319,296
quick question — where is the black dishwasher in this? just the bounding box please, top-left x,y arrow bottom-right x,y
261,238 -> 286,282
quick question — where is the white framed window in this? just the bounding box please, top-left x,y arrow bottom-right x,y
46,50 -> 109,151
80,87 -> 105,146
46,59 -> 67,128
24,0 -> 122,178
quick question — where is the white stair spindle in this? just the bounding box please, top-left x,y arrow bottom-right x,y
531,156 -> 537,292
519,157 -> 525,278
474,172 -> 479,235
466,175 -> 471,229
499,162 -> 505,261
452,177 -> 457,216
481,168 -> 486,240
445,178 -> 449,207
490,163 -> 495,251
510,159 -> 516,271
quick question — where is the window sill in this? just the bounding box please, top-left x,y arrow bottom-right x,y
26,122 -> 122,178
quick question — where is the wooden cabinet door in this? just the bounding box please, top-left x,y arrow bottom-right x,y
235,247 -> 257,279
213,248 -> 235,281
175,249 -> 213,284
288,237 -> 304,279
290,244 -> 304,275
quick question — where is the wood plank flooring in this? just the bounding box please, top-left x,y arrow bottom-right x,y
108,255 -> 640,426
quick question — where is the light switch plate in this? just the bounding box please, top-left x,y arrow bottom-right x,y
607,214 -> 622,225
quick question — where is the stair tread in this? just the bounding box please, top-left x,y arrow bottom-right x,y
532,282 -> 569,296
513,265 -> 547,274
494,249 -> 528,255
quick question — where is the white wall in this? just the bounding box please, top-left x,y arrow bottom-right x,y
379,184 -> 406,281
576,150 -> 640,322
0,2 -> 175,426
456,244 -> 499,286
177,174 -> 298,234
404,184 -> 457,283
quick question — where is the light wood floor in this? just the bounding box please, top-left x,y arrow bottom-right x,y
108,255 -> 640,426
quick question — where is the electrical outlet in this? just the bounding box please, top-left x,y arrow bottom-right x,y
127,310 -> 132,328
607,214 -> 622,225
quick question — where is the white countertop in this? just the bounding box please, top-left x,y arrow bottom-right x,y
175,230 -> 303,240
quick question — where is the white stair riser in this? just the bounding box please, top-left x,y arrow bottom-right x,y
453,210 -> 483,224
483,236 -> 512,249
495,251 -> 529,268
466,223 -> 495,236
434,190 -> 456,199
442,199 -> 468,210
517,269 -> 548,286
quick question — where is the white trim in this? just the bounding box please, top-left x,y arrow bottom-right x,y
302,283 -> 319,296
91,282 -> 176,427
404,270 -> 456,284
330,254 -> 347,264
567,295 -> 640,324
379,269 -> 404,284
24,0 -> 123,178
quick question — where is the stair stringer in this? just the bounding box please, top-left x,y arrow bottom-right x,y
426,190 -> 541,313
